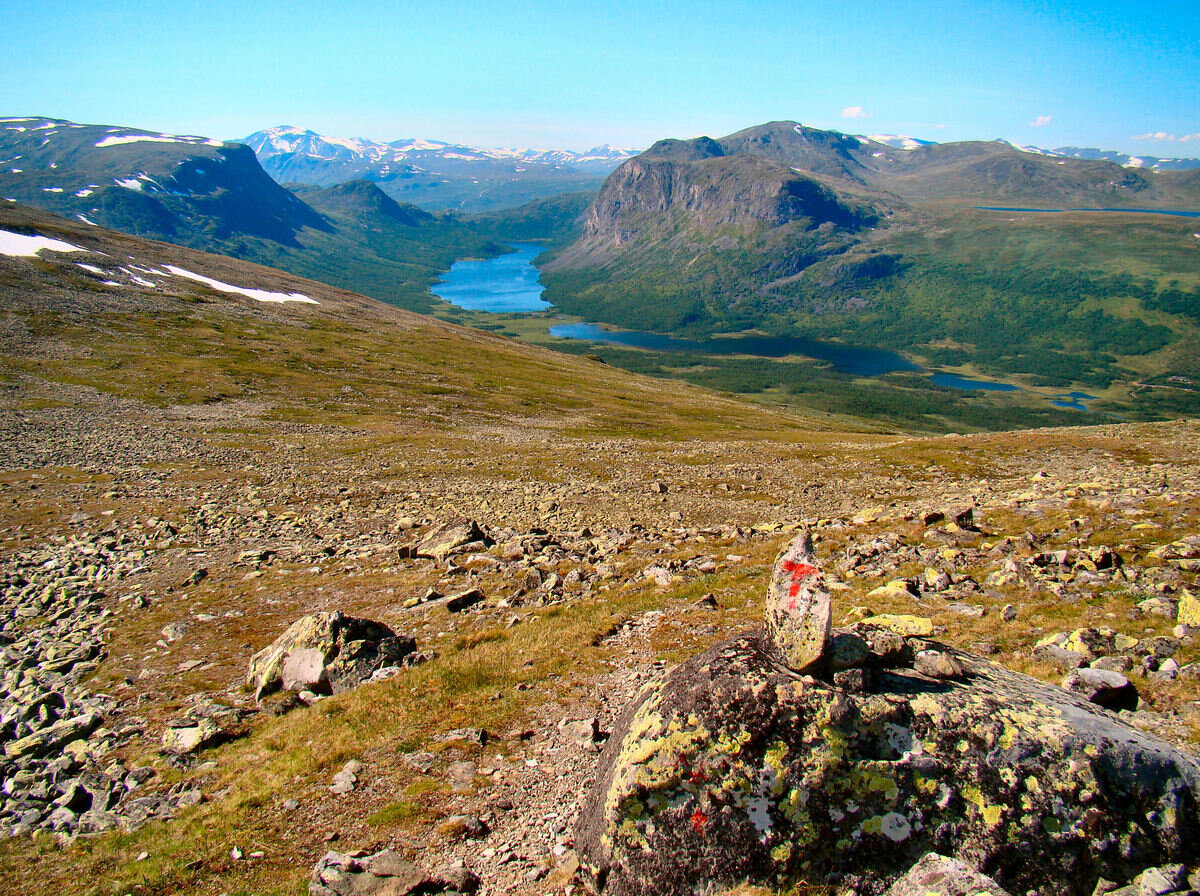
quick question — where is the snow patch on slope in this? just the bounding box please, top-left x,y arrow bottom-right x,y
0,228 -> 86,257
164,265 -> 319,304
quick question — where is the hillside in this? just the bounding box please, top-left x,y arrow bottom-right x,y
244,126 -> 637,212
0,117 -> 502,313
1,202 -> 1198,896
540,121 -> 1200,422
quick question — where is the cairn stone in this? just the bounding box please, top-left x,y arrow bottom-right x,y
764,531 -> 830,672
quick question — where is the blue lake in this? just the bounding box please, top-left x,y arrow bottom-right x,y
930,372 -> 1020,392
1051,391 -> 1097,411
432,242 -> 552,312
976,206 -> 1200,218
548,322 -> 918,377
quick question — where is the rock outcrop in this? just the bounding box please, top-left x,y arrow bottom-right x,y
575,532 -> 1200,896
246,612 -> 416,700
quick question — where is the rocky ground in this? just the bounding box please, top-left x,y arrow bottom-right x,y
1,377 -> 1199,895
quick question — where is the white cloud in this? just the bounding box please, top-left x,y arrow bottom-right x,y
1133,131 -> 1200,143
841,106 -> 871,120
1029,115 -> 1052,128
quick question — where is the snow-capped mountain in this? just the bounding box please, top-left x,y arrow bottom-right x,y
855,130 -> 1200,172
1051,146 -> 1200,172
856,134 -> 937,151
243,126 -> 641,212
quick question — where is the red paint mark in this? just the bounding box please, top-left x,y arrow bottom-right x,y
780,559 -> 818,598
690,809 -> 709,833
689,768 -> 708,784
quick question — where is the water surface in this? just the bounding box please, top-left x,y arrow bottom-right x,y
548,322 -> 917,377
432,242 -> 551,312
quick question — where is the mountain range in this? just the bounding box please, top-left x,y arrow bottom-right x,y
243,126 -> 638,212
862,133 -> 1200,171
4,114 -> 1199,427
0,116 -> 504,312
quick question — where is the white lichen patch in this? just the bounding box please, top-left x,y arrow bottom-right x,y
879,811 -> 911,842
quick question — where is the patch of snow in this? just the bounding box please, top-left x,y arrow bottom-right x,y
10,169 -> 22,174
0,228 -> 87,258
94,134 -> 224,149
76,215 -> 98,226
31,123 -> 56,132
115,178 -> 143,191
0,118 -> 34,123
5,127 -> 27,133
163,265 -> 319,304
75,188 -> 94,198
862,134 -> 934,150
76,262 -> 105,275
41,187 -> 64,193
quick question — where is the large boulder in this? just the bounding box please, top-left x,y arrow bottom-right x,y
310,849 -> 479,895
246,611 -> 416,700
575,533 -> 1200,896
416,519 -> 488,563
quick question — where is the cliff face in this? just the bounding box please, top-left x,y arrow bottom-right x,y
549,143 -> 885,275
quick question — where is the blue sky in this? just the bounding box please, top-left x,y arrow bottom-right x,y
3,0 -> 1197,154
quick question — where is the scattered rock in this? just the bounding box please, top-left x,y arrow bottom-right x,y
574,547 -> 1200,896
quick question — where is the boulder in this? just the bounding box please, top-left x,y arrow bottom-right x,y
309,849 -> 479,896
1177,590 -> 1200,628
162,718 -> 225,755
575,545 -> 1200,896
1062,668 -> 1139,712
247,612 -> 416,700
416,519 -> 487,563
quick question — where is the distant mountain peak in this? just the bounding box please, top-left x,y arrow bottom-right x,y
240,126 -> 642,212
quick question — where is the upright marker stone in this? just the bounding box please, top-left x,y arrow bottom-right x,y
765,531 -> 830,672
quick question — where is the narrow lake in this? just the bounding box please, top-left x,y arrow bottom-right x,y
432,242 -> 551,312
548,322 -> 917,376
976,206 -> 1200,218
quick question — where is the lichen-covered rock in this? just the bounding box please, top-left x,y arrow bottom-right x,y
764,531 -> 830,672
575,632 -> 1200,896
1177,589 -> 1200,628
246,611 -> 416,700
883,853 -> 1011,896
